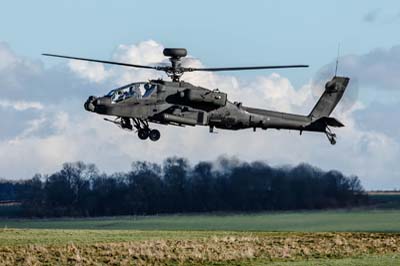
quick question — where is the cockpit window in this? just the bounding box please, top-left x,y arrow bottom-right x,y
105,82 -> 157,103
105,89 -> 115,97
143,83 -> 157,97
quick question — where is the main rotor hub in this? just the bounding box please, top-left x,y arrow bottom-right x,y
163,48 -> 187,82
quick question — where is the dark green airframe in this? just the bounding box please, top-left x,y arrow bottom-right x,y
43,48 -> 349,145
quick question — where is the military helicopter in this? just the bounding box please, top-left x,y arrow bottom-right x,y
43,48 -> 349,145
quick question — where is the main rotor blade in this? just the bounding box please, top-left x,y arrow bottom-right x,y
184,65 -> 309,72
42,53 -> 161,70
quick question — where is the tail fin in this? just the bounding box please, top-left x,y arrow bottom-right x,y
308,76 -> 350,119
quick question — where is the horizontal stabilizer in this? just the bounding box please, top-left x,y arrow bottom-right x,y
305,116 -> 344,131
319,117 -> 344,127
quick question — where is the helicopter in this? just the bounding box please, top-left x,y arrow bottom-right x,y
43,48 -> 349,145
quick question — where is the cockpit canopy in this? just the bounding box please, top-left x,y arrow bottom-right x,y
106,82 -> 157,103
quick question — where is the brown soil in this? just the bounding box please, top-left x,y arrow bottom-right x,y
1,232 -> 400,265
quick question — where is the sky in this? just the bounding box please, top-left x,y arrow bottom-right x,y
0,0 -> 400,189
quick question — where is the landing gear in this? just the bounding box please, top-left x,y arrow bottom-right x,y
149,129 -> 161,141
121,118 -> 133,130
137,128 -> 161,141
138,128 -> 149,140
325,127 -> 337,145
132,118 -> 161,141
104,117 -> 161,141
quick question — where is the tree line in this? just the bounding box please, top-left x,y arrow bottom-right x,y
0,157 -> 367,217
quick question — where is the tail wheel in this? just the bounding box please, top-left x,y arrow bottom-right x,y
149,129 -> 161,141
325,127 -> 337,145
138,129 -> 149,140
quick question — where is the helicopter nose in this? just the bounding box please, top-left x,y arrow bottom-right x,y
84,96 -> 97,112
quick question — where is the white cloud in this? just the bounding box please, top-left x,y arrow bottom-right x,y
0,99 -> 44,111
113,40 -> 165,65
318,45 -> 400,92
0,42 -> 19,70
0,41 -> 400,190
68,61 -> 110,83
68,40 -> 167,85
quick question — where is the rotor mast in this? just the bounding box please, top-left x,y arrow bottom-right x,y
163,48 -> 187,82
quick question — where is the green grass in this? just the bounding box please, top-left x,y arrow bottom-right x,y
1,210 -> 400,232
0,228 -> 254,246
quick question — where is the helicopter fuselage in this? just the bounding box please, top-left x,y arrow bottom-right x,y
45,48 -> 348,145
85,80 -> 310,130
84,77 -> 349,145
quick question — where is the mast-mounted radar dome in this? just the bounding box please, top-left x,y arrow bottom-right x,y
163,48 -> 187,58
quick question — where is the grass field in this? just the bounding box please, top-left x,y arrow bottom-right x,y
1,209 -> 400,232
1,210 -> 400,265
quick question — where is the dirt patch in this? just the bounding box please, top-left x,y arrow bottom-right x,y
1,232 -> 400,265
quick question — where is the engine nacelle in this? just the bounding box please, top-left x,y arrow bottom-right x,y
184,89 -> 227,107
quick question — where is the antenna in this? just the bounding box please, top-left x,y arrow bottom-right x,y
335,43 -> 340,77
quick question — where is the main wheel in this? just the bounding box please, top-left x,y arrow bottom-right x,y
149,129 -> 161,141
138,129 -> 149,140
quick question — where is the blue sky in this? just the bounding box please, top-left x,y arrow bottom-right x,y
2,0 -> 400,82
1,0 -> 400,189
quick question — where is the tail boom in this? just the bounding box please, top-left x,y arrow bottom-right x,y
243,76 -> 350,145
